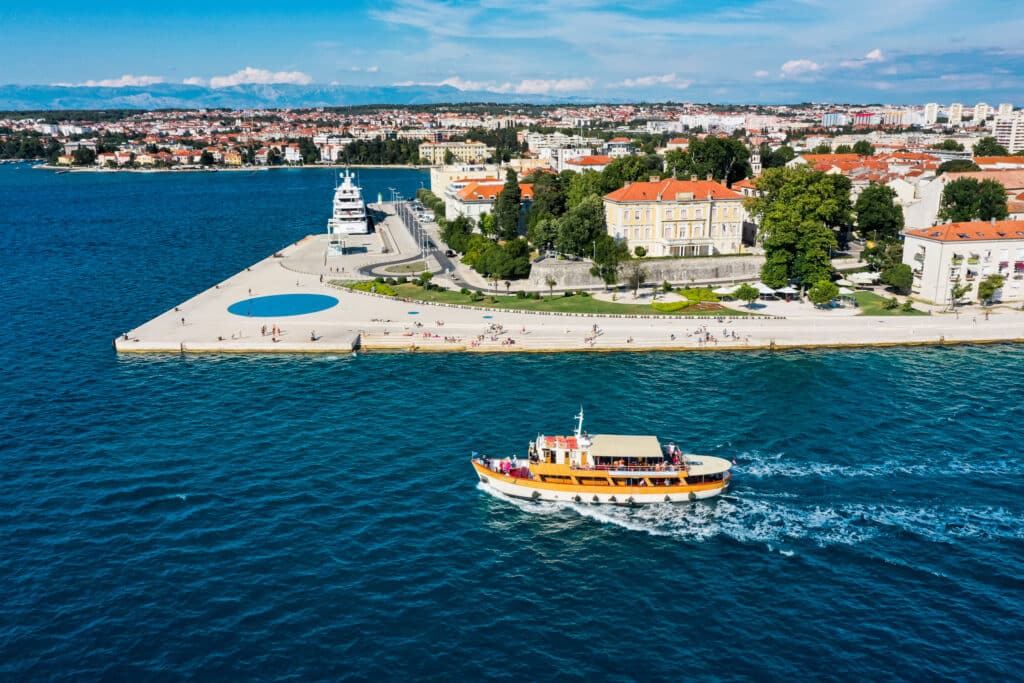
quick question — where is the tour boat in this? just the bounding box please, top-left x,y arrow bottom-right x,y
472,410 -> 733,505
326,169 -> 369,235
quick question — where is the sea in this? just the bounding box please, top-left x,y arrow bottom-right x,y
1,163 -> 1022,681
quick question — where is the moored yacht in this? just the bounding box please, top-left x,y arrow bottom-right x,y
327,169 -> 369,234
472,410 -> 733,505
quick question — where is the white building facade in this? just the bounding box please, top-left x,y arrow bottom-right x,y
904,220 -> 1024,304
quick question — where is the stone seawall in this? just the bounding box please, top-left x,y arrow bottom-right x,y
528,255 -> 765,289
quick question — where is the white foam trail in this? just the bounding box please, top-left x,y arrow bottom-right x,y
738,451 -> 1022,479
477,483 -> 1024,547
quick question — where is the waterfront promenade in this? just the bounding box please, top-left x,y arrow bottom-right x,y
115,204 -> 1024,354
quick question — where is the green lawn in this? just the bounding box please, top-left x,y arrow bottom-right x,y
853,290 -> 928,316
384,261 -> 428,274
337,281 -> 756,316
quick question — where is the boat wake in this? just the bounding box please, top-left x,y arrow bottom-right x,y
737,451 -> 1022,479
477,483 -> 1024,551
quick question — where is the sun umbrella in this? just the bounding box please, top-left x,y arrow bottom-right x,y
835,278 -> 853,286
838,286 -> 854,295
713,284 -> 739,295
775,285 -> 798,294
754,282 -> 777,294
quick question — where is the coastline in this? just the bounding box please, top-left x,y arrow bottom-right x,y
114,231 -> 1024,357
35,163 -> 432,173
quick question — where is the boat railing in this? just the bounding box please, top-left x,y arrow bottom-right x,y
573,464 -> 686,474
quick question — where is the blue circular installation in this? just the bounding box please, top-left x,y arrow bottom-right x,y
227,293 -> 339,317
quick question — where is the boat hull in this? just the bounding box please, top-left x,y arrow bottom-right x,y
473,462 -> 729,505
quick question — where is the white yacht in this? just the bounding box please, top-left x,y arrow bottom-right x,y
326,169 -> 369,235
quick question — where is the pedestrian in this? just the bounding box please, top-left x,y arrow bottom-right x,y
248,288 -> 252,296
181,316 -> 185,326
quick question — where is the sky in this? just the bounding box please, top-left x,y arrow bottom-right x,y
2,0 -> 1022,104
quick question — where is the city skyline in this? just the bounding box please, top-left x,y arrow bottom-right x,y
2,0 -> 1022,104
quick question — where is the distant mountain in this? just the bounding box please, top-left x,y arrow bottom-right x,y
0,82 -> 601,110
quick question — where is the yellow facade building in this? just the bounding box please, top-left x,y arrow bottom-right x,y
418,141 -> 494,165
603,176 -> 747,256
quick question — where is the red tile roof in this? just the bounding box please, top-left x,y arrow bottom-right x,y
456,181 -> 534,201
905,220 -> 1024,242
974,156 -> 1024,166
566,155 -> 613,166
605,179 -> 741,202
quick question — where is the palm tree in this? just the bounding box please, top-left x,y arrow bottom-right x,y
545,275 -> 557,298
504,281 -> 511,295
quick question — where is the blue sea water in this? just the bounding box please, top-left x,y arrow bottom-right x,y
1,163 -> 1023,681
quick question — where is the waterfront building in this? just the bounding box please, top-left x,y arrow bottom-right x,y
603,176 -> 746,256
665,138 -> 689,152
418,141 -> 493,165
904,220 -> 1024,304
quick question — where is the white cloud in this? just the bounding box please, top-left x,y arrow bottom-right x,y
208,67 -> 313,89
841,48 -> 887,68
780,59 -> 820,78
349,65 -> 381,73
513,77 -> 593,94
754,69 -> 771,78
619,73 -> 678,88
393,75 -> 593,94
73,74 -> 165,87
182,77 -> 207,86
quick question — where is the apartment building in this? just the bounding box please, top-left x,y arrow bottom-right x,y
603,176 -> 746,256
904,220 -> 1024,304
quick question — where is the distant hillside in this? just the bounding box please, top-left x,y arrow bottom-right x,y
0,82 -> 600,110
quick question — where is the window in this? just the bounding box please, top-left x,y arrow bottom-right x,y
696,208 -> 703,219
666,208 -> 673,219
635,210 -> 640,220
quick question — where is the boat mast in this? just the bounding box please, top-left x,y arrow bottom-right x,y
574,406 -> 584,438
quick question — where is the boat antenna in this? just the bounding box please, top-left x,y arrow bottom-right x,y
574,406 -> 584,438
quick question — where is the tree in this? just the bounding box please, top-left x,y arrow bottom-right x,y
811,144 -> 832,154
746,166 -> 849,287
418,270 -> 434,287
545,275 -> 557,298
267,147 -> 282,166
931,139 -> 964,151
852,140 -> 875,156
862,239 -> 903,272
978,274 -> 1005,304
440,215 -> 474,253
938,178 -> 1008,222
528,216 -> 558,252
808,280 -> 840,306
200,150 -> 215,166
71,147 -> 96,166
881,263 -> 913,293
565,169 -> 605,210
589,233 -> 629,286
623,259 -> 648,296
478,212 -> 496,238
949,278 -> 971,310
855,183 -> 904,241
936,159 -> 980,175
664,136 -> 751,185
525,171 -> 565,227
556,195 -> 605,257
493,169 -> 522,240
974,136 -> 1009,157
443,149 -> 455,164
634,246 -> 647,258
734,283 -> 759,307
834,144 -> 853,154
